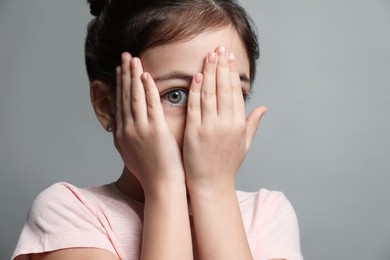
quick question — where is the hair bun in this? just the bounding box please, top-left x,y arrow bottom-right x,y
89,0 -> 104,17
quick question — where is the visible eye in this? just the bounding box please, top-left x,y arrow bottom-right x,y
162,89 -> 188,105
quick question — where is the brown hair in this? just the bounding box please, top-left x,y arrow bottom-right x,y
85,0 -> 259,90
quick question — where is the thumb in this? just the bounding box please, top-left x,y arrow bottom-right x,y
246,106 -> 267,151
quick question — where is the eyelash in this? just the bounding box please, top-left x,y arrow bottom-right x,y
161,88 -> 189,106
161,88 -> 250,105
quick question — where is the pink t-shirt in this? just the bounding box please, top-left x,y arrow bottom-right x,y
13,182 -> 303,260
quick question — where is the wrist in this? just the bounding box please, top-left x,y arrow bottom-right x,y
143,177 -> 187,200
186,178 -> 236,200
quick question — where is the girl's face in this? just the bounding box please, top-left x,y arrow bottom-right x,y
139,26 -> 250,148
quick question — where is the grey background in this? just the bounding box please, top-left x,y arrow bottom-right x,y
1,0 -> 389,259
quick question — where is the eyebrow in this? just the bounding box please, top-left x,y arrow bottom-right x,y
153,71 -> 250,83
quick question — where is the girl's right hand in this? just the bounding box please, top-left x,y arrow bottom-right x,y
114,52 -> 186,194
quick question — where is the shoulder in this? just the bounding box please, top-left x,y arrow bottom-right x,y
236,189 -> 304,260
30,182 -> 128,213
32,182 -> 85,203
13,182 -> 122,259
236,188 -> 286,203
25,182 -> 109,234
236,188 -> 300,234
29,182 -> 81,214
236,188 -> 294,216
29,182 -> 97,217
27,182 -> 139,228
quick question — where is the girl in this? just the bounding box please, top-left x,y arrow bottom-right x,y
13,0 -> 303,259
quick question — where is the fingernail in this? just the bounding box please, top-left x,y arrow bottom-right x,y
228,53 -> 236,63
217,46 -> 226,56
116,66 -> 121,73
141,72 -> 148,82
130,58 -> 138,68
194,73 -> 203,84
122,52 -> 130,62
208,52 -> 217,64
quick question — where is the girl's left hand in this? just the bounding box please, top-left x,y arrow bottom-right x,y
183,46 -> 267,193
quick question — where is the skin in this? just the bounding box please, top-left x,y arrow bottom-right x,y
31,26 -> 285,260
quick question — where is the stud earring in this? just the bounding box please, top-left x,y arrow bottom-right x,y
106,125 -> 113,132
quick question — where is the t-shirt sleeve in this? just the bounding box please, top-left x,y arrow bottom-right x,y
12,182 -> 118,259
253,190 -> 304,260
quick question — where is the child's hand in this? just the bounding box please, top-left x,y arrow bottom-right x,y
183,46 -> 267,194
114,53 -> 185,194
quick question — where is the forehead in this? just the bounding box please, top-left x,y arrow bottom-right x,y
139,26 -> 250,79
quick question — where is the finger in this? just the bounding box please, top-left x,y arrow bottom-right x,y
246,106 -> 267,151
141,72 -> 165,124
121,52 -> 133,125
201,52 -> 218,122
130,57 -> 148,124
187,73 -> 203,126
216,46 -> 233,117
115,65 -> 123,131
229,52 -> 245,120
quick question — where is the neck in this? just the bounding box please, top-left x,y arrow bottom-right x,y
115,166 -> 145,202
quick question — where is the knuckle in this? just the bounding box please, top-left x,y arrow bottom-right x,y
188,103 -> 201,112
202,88 -> 216,97
122,92 -> 129,102
147,99 -> 157,110
116,100 -> 121,110
131,94 -> 141,103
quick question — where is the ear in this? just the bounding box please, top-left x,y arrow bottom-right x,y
90,80 -> 115,132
